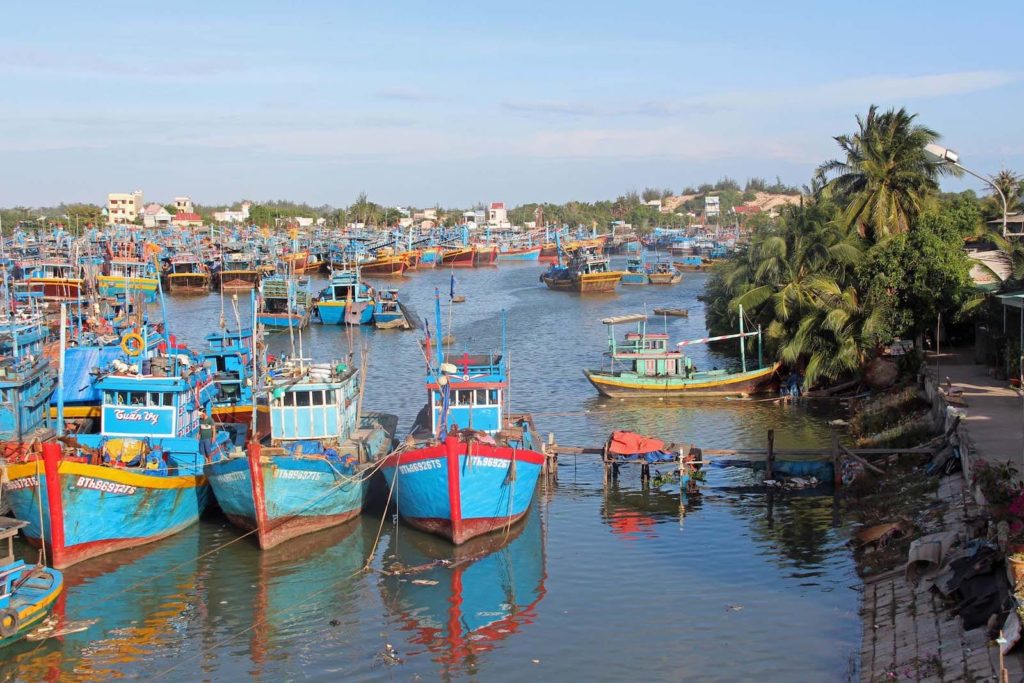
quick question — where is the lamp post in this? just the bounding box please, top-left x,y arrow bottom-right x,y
924,143 -> 1010,238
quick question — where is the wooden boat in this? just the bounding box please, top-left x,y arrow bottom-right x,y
373,289 -> 413,330
0,314 -> 54,442
538,242 -> 560,263
583,312 -> 779,398
451,295 -> 466,303
26,261 -> 86,301
4,344 -> 225,568
314,268 -> 375,325
0,518 -> 63,648
202,327 -> 270,440
497,245 -> 542,261
257,276 -> 312,329
359,251 -> 407,277
472,245 -> 498,267
441,247 -> 476,268
97,259 -> 160,303
205,358 -> 397,549
217,252 -> 261,291
380,297 -> 544,545
570,253 -> 624,293
652,307 -> 689,317
647,263 -> 683,285
164,255 -> 211,294
620,258 -> 651,285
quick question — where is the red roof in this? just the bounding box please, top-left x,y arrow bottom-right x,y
490,202 -> 505,210
172,212 -> 202,221
734,204 -> 761,214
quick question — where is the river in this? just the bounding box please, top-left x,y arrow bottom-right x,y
2,262 -> 859,682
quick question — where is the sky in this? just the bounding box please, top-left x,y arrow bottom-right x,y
1,1 -> 1022,208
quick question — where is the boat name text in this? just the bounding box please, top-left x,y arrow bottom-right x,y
74,477 -> 137,495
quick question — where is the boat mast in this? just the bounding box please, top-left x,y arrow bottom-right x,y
738,304 -> 746,374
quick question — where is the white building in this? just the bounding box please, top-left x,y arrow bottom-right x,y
107,190 -> 144,224
487,202 -> 509,228
213,201 -> 252,223
141,203 -> 173,228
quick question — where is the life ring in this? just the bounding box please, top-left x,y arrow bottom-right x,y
120,332 -> 144,356
0,608 -> 19,638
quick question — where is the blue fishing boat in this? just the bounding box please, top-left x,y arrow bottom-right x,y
0,518 -> 63,648
205,357 -> 397,549
620,257 -> 651,285
257,276 -> 312,329
202,327 -> 269,440
314,268 -> 375,325
97,258 -> 160,303
380,294 -> 545,545
373,289 -> 413,330
380,504 -> 546,673
4,343 -> 227,568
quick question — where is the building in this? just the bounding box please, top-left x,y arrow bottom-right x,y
171,212 -> 203,228
174,196 -> 194,214
212,201 -> 252,223
487,202 -> 509,227
141,203 -> 173,229
107,190 -> 144,224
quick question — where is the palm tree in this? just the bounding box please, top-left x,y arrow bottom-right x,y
816,105 -> 958,241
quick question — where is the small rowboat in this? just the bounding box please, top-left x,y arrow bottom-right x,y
653,307 -> 689,317
451,295 -> 466,303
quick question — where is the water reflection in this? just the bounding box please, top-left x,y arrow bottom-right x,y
380,504 -> 546,678
601,480 -> 702,540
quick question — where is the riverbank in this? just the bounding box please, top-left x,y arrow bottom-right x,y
856,348 -> 1024,682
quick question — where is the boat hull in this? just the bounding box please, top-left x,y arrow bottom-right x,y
96,276 -> 158,303
219,272 -> 260,291
27,279 -> 85,302
315,300 -> 375,325
205,454 -> 365,550
583,362 -> 780,398
648,272 -> 683,285
0,566 -> 63,649
472,246 -> 498,266
441,248 -> 476,268
257,312 -> 310,329
380,435 -> 543,545
497,246 -> 541,261
573,271 -> 623,293
540,275 -> 573,291
621,272 -> 651,285
166,274 -> 211,294
4,457 -> 210,569
360,257 -> 407,277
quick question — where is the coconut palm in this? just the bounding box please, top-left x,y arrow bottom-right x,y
816,105 -> 959,241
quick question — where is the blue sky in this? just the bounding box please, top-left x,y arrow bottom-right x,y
1,1 -> 1022,207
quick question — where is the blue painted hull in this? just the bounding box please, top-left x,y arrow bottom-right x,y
315,301 -> 374,325
621,272 -> 651,285
205,455 -> 365,548
4,459 -> 209,568
380,436 -> 543,544
257,313 -> 308,329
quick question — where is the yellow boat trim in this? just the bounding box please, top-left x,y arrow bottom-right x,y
212,404 -> 268,416
6,460 -> 206,489
588,363 -> 779,391
167,273 -> 209,279
49,406 -> 101,419
97,276 -> 158,289
16,574 -> 63,622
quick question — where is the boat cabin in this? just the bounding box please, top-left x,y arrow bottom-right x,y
427,352 -> 505,436
0,357 -> 55,441
267,365 -> 358,442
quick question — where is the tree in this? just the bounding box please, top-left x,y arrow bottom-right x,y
816,105 -> 959,241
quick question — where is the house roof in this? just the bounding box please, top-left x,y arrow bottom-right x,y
172,212 -> 202,222
734,204 -> 761,214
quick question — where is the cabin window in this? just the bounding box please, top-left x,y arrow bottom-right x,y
474,389 -> 487,405
283,393 -> 294,407
295,391 -> 310,407
489,390 -> 499,404
311,390 -> 324,406
0,389 -> 8,402
325,390 -> 336,404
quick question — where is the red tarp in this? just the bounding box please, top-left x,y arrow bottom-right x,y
608,431 -> 666,456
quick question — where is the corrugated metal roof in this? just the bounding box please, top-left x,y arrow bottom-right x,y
51,346 -> 123,405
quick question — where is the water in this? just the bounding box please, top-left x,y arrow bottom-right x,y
1,263 -> 860,681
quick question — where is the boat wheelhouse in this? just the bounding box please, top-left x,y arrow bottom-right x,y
218,252 -> 261,291
97,259 -> 160,302
257,276 -> 312,329
314,268 -> 376,325
373,289 -> 413,330
621,257 -> 651,285
164,255 -> 211,294
203,328 -> 268,439
27,261 -> 86,301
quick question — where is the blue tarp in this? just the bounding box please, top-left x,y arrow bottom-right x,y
51,346 -> 123,405
612,450 -> 676,464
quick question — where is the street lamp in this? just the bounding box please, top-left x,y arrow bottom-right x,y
924,143 -> 1011,238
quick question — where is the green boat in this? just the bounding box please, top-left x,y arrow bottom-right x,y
583,310 -> 779,398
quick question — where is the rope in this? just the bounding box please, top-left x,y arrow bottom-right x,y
33,458 -> 47,567
363,443 -> 404,571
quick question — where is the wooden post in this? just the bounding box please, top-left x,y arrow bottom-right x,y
766,429 -> 775,480
41,442 -> 66,567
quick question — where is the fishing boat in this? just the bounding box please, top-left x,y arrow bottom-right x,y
373,289 -> 413,330
647,262 -> 683,285
205,357 -> 397,549
538,242 -> 560,263
673,256 -> 709,272
0,518 -> 63,648
97,259 -> 160,303
583,311 -> 779,397
496,245 -> 541,261
217,252 -> 261,291
314,268 -> 375,325
541,250 -> 624,293
164,255 -> 211,294
257,276 -> 312,329
0,353 -> 55,443
379,295 -> 545,545
380,504 -> 545,674
652,307 -> 689,317
4,343 -> 226,568
620,257 -> 651,285
26,261 -> 86,301
440,246 -> 476,268
472,245 -> 498,267
359,250 -> 407,277
203,327 -> 269,440
419,246 -> 441,268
